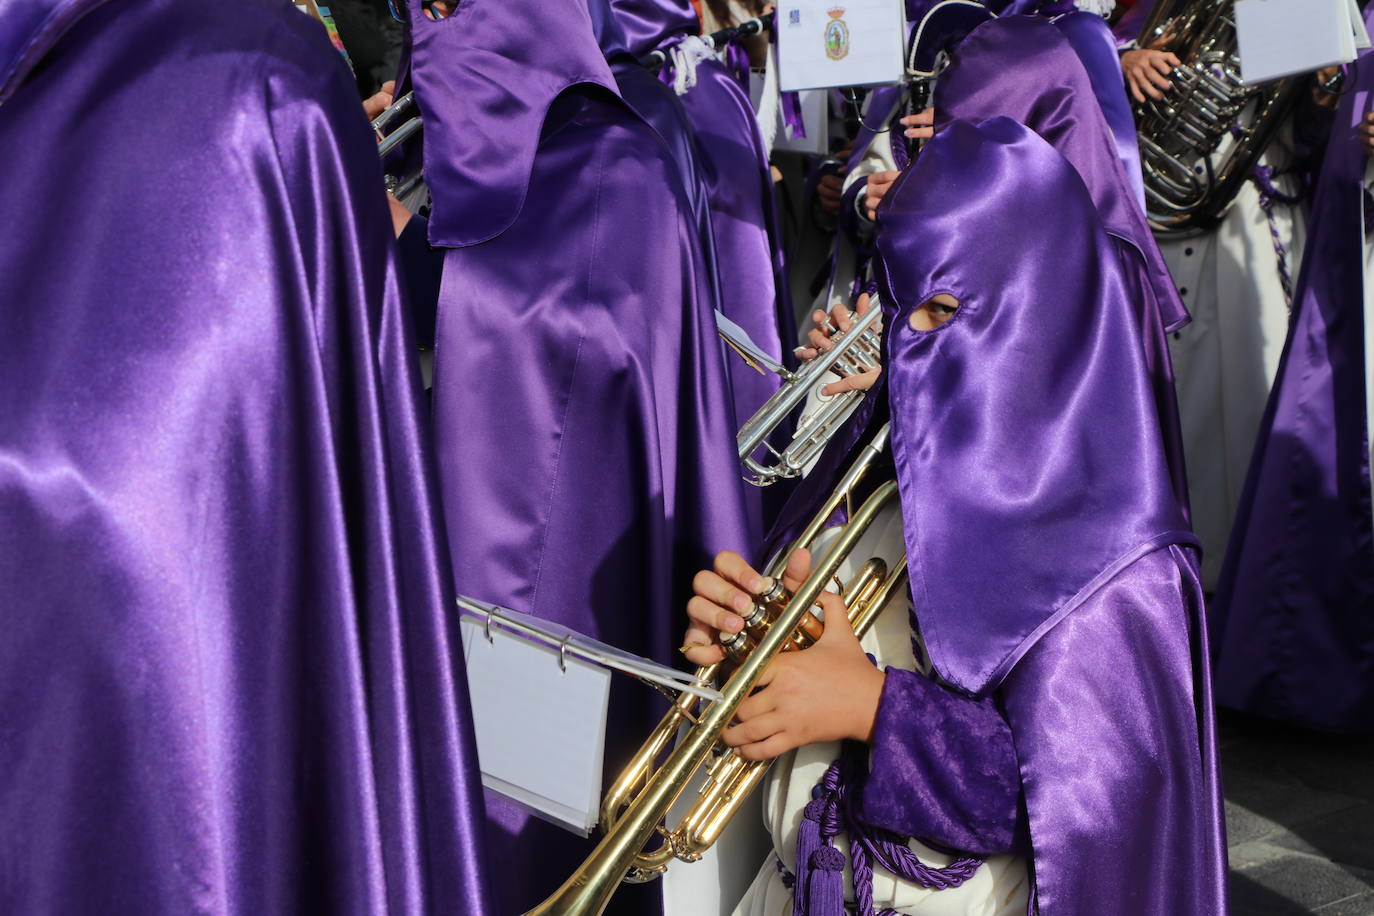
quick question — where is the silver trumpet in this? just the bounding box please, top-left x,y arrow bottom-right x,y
372,91 -> 426,202
371,90 -> 422,159
719,297 -> 883,487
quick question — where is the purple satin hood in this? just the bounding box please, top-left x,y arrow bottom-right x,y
875,117 -> 1195,695
407,0 -> 617,247
936,14 -> 1187,333
607,0 -> 698,57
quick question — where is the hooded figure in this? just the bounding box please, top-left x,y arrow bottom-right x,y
935,14 -> 1190,516
0,0 -> 491,911
1210,25 -> 1374,734
739,117 -> 1227,916
406,0 -> 754,910
610,0 -> 796,448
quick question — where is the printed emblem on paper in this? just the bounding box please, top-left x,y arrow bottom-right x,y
824,7 -> 849,60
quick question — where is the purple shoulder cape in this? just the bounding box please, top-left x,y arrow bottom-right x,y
1210,28 -> 1374,733
935,14 -> 1191,515
864,116 -> 1226,914
0,0 -> 491,910
411,1 -> 754,910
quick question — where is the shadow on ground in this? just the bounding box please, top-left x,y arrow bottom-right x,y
1220,710 -> 1374,914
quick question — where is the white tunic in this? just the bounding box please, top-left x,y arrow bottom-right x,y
1161,122 -> 1307,589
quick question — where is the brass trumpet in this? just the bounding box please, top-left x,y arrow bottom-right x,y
526,423 -> 907,915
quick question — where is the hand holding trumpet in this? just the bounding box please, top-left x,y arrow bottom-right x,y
682,548 -> 885,761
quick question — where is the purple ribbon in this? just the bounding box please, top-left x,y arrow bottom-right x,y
781,90 -> 807,139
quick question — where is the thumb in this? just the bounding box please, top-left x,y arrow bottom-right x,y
815,592 -> 856,644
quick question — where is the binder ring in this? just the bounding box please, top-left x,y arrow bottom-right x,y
559,635 -> 571,673
484,607 -> 495,644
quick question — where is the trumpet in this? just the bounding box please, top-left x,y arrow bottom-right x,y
723,296 -> 883,487
527,423 -> 907,915
371,90 -> 422,158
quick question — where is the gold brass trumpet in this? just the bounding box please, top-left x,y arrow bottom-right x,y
526,422 -> 907,915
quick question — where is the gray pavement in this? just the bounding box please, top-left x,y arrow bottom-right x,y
1220,711 -> 1374,914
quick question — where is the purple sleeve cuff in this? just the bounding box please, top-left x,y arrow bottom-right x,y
859,667 -> 1026,856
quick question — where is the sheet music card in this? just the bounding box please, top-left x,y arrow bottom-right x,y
1235,0 -> 1364,85
460,617 -> 611,836
776,0 -> 905,91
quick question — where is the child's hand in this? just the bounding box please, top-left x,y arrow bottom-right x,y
863,170 -> 902,221
900,108 -> 935,142
1122,48 -> 1180,103
796,292 -> 878,358
681,549 -> 811,667
720,578 -> 885,761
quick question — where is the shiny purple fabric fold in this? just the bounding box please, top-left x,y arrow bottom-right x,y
1000,544 -> 1228,914
1051,10 -> 1146,206
607,0 -> 699,58
1112,0 -> 1156,46
420,3 -> 754,903
935,14 -> 1191,515
0,0 -> 491,911
677,59 -> 795,436
1211,36 -> 1374,733
876,117 -> 1192,694
868,117 -> 1225,914
407,0 -> 617,247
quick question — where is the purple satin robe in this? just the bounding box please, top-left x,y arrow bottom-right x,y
936,14 -> 1191,516
676,58 -> 795,451
1210,26 -> 1374,733
607,0 -> 796,475
789,118 -> 1227,915
408,1 -> 754,910
0,0 -> 491,911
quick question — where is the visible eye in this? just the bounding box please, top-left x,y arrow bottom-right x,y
423,0 -> 456,19
909,294 -> 960,331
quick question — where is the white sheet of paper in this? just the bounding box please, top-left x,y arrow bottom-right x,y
776,0 -> 905,91
460,617 -> 610,836
1351,0 -> 1372,49
1236,0 -> 1357,85
751,82 -> 829,155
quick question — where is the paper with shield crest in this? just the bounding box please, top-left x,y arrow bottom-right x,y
776,0 -> 905,91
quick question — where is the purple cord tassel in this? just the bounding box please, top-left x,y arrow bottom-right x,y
805,845 -> 848,915
1251,163 -> 1303,310
792,751 -> 985,915
792,798 -> 827,916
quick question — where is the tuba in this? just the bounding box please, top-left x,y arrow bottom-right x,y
1132,0 -> 1304,235
526,424 -> 907,915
